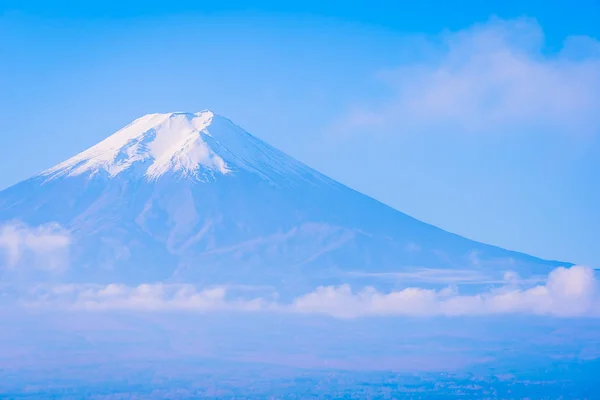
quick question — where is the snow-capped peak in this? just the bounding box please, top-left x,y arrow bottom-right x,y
43,111 -> 227,181
41,111 -> 328,184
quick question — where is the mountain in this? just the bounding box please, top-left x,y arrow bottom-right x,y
0,111 -> 566,289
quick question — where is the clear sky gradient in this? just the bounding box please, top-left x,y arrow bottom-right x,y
1,0 -> 598,266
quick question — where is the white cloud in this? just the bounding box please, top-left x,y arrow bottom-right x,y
0,221 -> 71,272
26,283 -> 269,312
338,18 -> 600,136
20,266 -> 598,318
292,265 -> 598,318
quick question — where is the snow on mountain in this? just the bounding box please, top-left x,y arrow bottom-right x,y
42,111 -> 331,185
0,111 -> 568,289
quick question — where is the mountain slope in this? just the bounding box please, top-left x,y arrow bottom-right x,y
0,111 -> 566,288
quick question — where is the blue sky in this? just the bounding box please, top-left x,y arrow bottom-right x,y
0,0 -> 598,267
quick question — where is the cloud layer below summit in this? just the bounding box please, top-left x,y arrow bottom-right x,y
19,265 -> 598,318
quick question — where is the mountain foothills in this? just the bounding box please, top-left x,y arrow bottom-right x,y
0,111 -> 566,288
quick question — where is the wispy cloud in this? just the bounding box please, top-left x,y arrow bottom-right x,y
0,221 -> 71,272
337,18 -> 600,136
347,267 -> 542,285
19,266 -> 599,318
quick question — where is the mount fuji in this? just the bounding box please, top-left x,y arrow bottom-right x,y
0,111 -> 566,289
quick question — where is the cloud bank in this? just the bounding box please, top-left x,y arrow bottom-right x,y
293,266 -> 597,318
21,265 -> 599,318
0,221 -> 71,271
27,283 -> 269,312
339,18 -> 600,136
